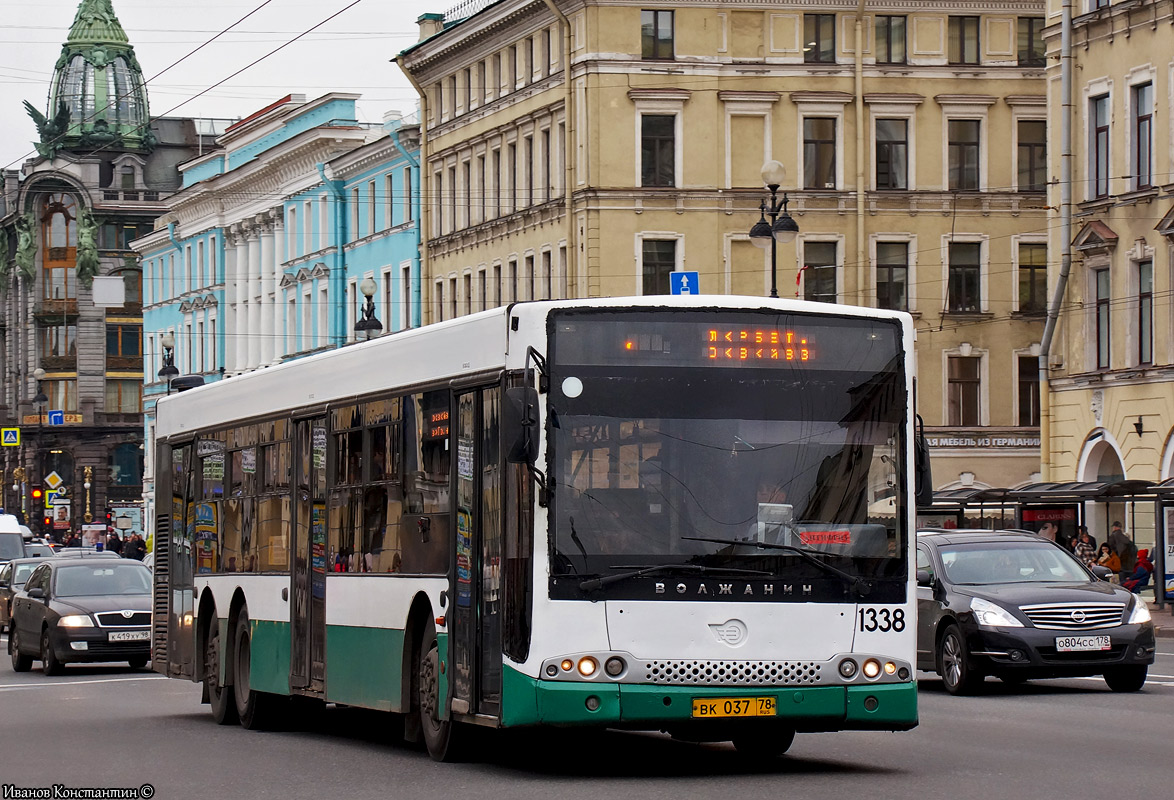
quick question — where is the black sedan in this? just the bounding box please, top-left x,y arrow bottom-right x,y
0,557 -> 54,633
916,529 -> 1155,694
8,557 -> 152,675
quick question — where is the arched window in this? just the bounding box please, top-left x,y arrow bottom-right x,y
110,443 -> 144,487
41,193 -> 78,301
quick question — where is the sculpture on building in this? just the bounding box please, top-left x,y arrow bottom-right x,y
15,211 -> 37,284
76,206 -> 100,288
24,100 -> 72,161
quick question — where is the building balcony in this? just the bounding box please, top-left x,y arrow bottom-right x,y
41,355 -> 77,371
36,298 -> 78,319
106,356 -> 143,371
102,189 -> 160,202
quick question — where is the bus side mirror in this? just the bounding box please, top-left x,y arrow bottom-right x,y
914,417 -> 933,508
504,385 -> 540,465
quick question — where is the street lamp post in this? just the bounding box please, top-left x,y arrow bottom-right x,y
354,277 -> 383,341
748,160 -> 800,298
158,332 -> 180,395
83,465 -> 93,523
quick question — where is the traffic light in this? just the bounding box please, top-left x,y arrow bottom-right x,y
105,507 -> 114,526
42,514 -> 52,531
30,487 -> 43,503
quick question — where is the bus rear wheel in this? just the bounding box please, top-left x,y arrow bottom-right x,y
418,621 -> 467,762
205,618 -> 237,725
233,610 -> 284,730
732,729 -> 795,759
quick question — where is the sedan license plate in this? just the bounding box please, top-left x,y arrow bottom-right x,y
107,630 -> 150,642
691,697 -> 776,718
1055,634 -> 1111,652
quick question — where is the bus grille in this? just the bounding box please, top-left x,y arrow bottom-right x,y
1018,602 -> 1124,630
152,513 -> 170,666
641,659 -> 822,686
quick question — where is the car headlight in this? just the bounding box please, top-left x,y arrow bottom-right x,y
970,597 -> 1023,628
1128,598 -> 1151,625
58,615 -> 94,628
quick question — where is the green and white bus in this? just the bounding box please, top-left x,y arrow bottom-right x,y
152,295 -> 929,761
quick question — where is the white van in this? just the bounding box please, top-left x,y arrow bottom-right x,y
0,514 -> 26,564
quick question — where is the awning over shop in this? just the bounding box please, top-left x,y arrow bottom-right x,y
1010,480 -> 1156,503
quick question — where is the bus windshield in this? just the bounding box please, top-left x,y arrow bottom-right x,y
548,309 -> 907,596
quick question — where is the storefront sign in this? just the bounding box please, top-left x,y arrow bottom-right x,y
926,435 -> 1041,449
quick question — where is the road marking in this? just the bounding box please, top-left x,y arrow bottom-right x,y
0,676 -> 168,691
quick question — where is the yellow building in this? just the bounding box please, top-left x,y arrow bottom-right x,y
399,0 -> 1050,497
1043,1 -> 1174,551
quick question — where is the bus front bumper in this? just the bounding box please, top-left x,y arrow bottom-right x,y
502,666 -> 917,732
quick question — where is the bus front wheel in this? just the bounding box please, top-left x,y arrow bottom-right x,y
418,621 -> 467,762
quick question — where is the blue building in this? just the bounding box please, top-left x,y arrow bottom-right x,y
135,93 -> 421,531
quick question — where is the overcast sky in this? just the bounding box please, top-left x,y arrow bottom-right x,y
0,0 -> 442,170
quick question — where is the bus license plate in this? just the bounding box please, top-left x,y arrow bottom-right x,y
691,697 -> 776,718
1055,635 -> 1110,652
108,630 -> 149,642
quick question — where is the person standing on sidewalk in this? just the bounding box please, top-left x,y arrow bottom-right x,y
1108,521 -> 1138,582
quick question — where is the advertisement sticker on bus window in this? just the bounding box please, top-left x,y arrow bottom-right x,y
202,453 -> 224,480
241,447 -> 257,474
312,427 -> 327,470
456,509 -> 472,608
458,441 -> 474,480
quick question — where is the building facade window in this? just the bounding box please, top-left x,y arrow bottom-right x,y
641,10 -> 673,59
41,193 -> 78,302
1017,119 -> 1047,191
105,379 -> 141,413
1091,94 -> 1110,198
641,239 -> 676,295
947,241 -> 981,312
1095,267 -> 1110,369
948,16 -> 980,65
875,242 -> 908,311
1018,242 -> 1047,313
803,118 -> 837,189
1017,356 -> 1040,426
947,355 -> 981,426
1133,82 -> 1153,190
641,114 -> 675,187
875,16 -> 906,64
45,379 -> 77,413
804,14 -> 836,63
106,324 -> 141,360
1138,260 -> 1152,365
875,119 -> 907,189
41,324 -> 77,358
948,119 -> 980,190
803,242 -> 837,303
1017,18 -> 1045,66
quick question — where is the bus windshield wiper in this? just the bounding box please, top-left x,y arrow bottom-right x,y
579,564 -> 770,592
681,536 -> 874,597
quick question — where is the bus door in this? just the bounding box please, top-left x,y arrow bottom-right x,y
450,386 -> 504,717
291,416 -> 328,692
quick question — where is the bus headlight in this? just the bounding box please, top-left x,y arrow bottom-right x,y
838,659 -> 858,678
862,659 -> 881,679
604,656 -> 626,676
577,657 -> 598,677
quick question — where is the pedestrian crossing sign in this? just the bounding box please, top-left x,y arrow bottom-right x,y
1,428 -> 18,446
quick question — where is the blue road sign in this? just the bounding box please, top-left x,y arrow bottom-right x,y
670,271 -> 700,295
1,428 -> 19,446
48,410 -> 65,426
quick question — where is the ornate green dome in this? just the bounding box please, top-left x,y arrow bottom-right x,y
26,0 -> 153,158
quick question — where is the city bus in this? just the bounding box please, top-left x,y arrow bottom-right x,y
151,295 -> 929,761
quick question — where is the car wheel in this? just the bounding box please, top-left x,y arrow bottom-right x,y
1103,665 -> 1147,693
418,620 -> 467,762
937,623 -> 983,695
232,610 -> 283,730
41,628 -> 64,676
10,627 -> 32,672
127,656 -> 149,670
732,729 -> 796,759
205,618 -> 238,725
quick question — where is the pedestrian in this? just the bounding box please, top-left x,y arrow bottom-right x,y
1073,527 -> 1097,566
1108,521 -> 1138,581
1096,543 -> 1121,576
130,534 -> 147,561
107,532 -> 123,556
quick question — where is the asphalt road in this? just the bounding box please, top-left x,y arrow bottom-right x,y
1,630 -> 1170,800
